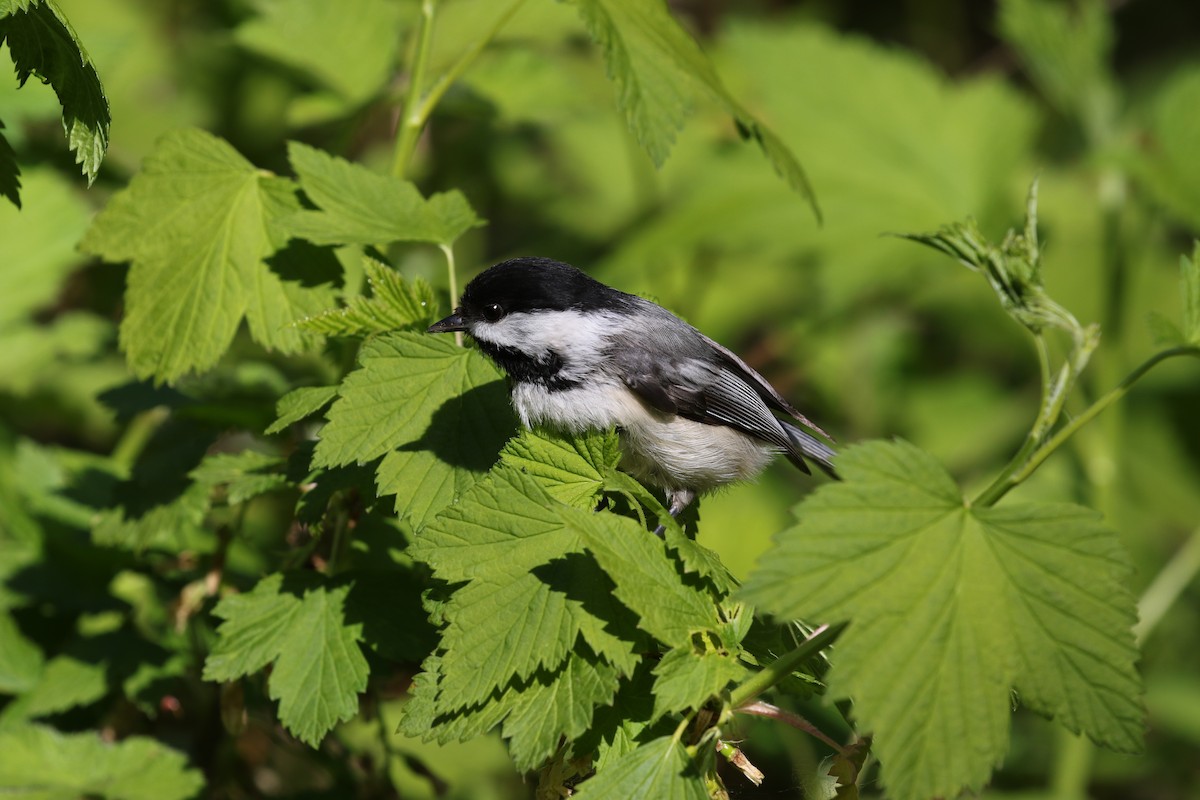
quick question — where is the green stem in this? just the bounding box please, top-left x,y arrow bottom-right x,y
391,0 -> 525,180
1050,728 -> 1093,800
418,0 -> 528,123
392,0 -> 439,179
973,345 -> 1198,507
1134,526 -> 1200,646
439,243 -> 463,347
111,407 -> 169,473
728,622 -> 846,709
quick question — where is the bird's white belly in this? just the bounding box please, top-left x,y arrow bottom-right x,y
511,381 -> 776,493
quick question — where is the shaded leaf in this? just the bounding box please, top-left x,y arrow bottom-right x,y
315,332 -> 515,528
204,573 -> 369,746
0,723 -> 203,800
0,0 -> 110,183
265,385 -> 338,434
650,646 -> 747,722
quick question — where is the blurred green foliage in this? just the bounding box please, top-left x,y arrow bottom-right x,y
2,0 -> 1200,797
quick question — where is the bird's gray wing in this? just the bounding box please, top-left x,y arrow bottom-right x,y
699,333 -> 834,443
612,345 -> 812,474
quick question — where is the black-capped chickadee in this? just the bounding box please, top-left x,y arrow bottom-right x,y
428,257 -> 836,522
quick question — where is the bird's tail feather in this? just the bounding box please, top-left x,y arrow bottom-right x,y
781,421 -> 838,479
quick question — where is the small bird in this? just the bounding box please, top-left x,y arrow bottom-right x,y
428,257 -> 836,523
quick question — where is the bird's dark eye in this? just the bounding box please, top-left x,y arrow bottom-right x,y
482,303 -> 505,322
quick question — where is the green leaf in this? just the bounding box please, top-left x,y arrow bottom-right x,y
285,141 -> 483,246
412,466 -> 583,582
998,0 -> 1114,131
204,573 -> 369,746
578,509 -> 721,646
650,646 -> 747,722
189,450 -> 287,505
80,128 -> 337,383
498,428 -> 621,509
0,166 -> 91,325
572,735 -> 708,799
11,652 -> 108,718
741,440 -> 1144,800
0,723 -> 203,800
1132,68 -> 1200,230
0,613 -> 42,693
234,0 -> 406,115
436,572 -> 580,709
296,257 -> 439,337
92,481 -> 211,553
502,653 -> 622,772
0,0 -> 110,185
266,385 -> 338,434
597,22 -> 1038,320
315,332 -> 515,528
564,0 -> 818,219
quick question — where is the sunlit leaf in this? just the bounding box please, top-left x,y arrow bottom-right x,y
742,439 -> 1143,800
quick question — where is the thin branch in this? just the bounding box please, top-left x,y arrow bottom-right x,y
736,700 -> 846,755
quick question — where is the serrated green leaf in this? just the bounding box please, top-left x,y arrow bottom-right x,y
650,646 -> 747,722
0,723 -> 203,800
502,653 -> 621,772
204,573 -> 369,746
296,257 -> 438,337
411,466 -> 580,582
234,0 -> 406,113
565,0 -> 818,219
572,735 -> 708,799
266,385 -> 338,434
579,510 -> 720,646
189,450 -> 287,505
0,0 -> 110,184
0,612 -> 42,693
663,526 -> 736,594
285,141 -> 483,246
315,332 -> 514,528
742,439 -> 1144,800
398,654 -> 513,745
438,573 -> 579,709
498,428 -> 620,509
80,128 -> 336,382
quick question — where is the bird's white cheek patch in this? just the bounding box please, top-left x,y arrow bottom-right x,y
472,311 -> 623,360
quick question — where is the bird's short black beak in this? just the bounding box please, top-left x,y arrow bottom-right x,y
427,312 -> 468,334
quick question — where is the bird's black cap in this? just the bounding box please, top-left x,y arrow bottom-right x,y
458,257 -> 636,317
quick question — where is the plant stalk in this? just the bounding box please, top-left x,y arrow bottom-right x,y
418,0 -> 528,123
1134,526 -> 1200,646
392,0 -> 439,180
728,622 -> 846,710
973,345 -> 1198,507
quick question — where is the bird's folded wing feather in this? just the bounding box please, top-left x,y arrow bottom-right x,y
614,347 -> 810,470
